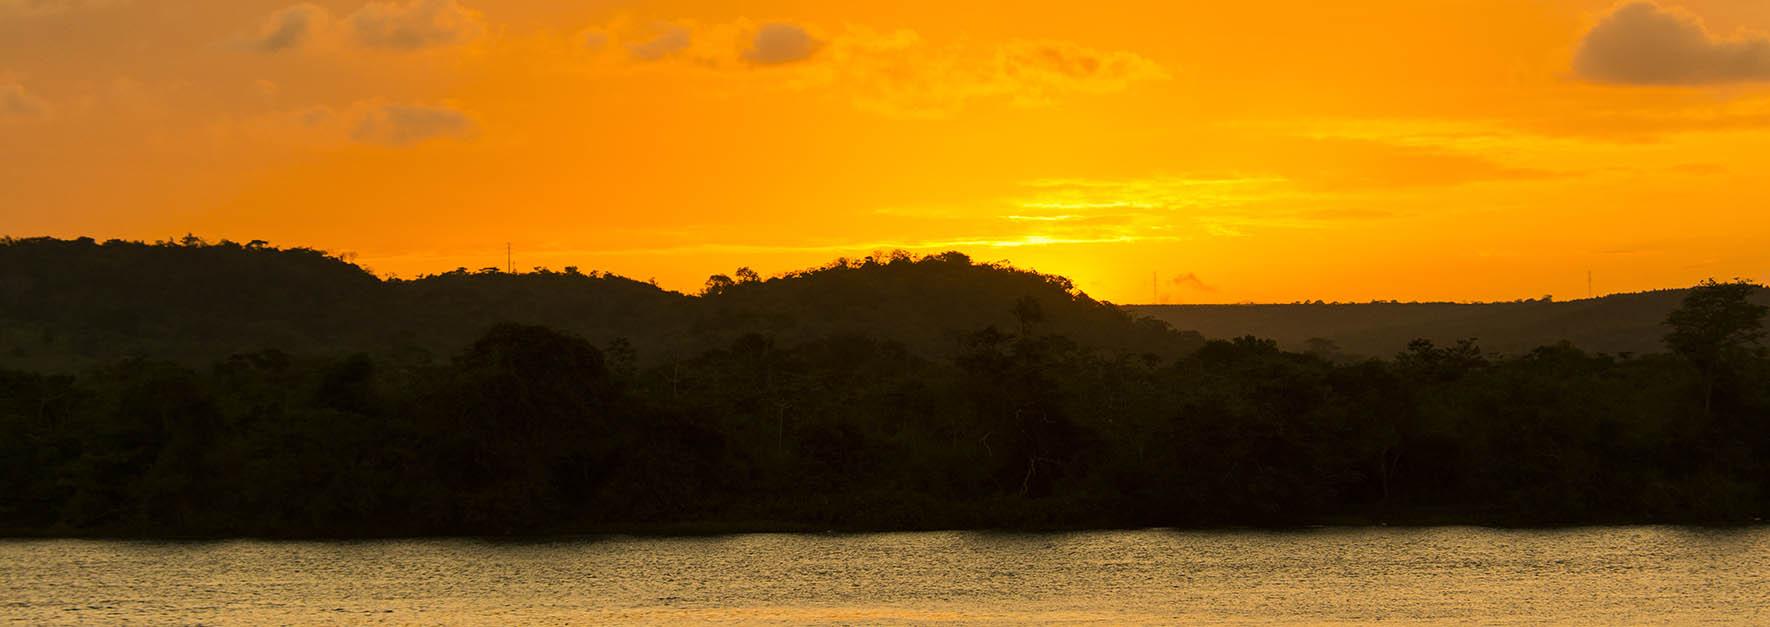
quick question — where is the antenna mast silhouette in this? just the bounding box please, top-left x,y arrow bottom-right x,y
506,243 -> 513,274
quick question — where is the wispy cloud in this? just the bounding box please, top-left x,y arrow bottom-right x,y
241,4 -> 329,53
223,98 -> 477,147
624,22 -> 691,61
349,0 -> 485,50
0,0 -> 125,18
1015,176 -> 1292,211
1003,172 -> 1429,241
351,101 -> 476,145
0,82 -> 51,120
544,233 -> 1189,258
822,33 -> 1169,118
240,0 -> 486,53
575,18 -> 1165,118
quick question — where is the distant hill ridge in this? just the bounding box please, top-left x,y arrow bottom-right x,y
1127,286 -> 1770,358
3,236 -> 1754,369
0,237 -> 1194,371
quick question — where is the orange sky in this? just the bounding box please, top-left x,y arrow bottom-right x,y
4,0 -> 1770,303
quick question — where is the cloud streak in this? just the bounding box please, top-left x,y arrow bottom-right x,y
351,101 -> 476,145
578,19 -> 1165,117
555,234 -> 1188,257
233,99 -> 476,147
625,23 -> 692,61
826,31 -> 1168,118
1016,176 -> 1295,212
0,0 -> 124,17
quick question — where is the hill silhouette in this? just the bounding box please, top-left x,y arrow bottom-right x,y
2,236 -> 1768,537
7,237 -> 1757,372
0,237 -> 1199,371
1130,288 -> 1770,358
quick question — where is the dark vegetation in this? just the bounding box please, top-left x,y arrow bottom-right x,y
0,236 -> 1188,372
1,236 -> 1767,537
1130,287 -> 1770,358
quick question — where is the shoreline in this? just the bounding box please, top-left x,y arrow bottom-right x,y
7,517 -> 1766,542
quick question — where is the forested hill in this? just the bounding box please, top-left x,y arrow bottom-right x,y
0,237 -> 1197,371
5,236 -> 1755,371
4,236 -> 1770,536
1130,289 -> 1770,358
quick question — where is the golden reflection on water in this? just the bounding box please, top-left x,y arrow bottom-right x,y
2,527 -> 1767,625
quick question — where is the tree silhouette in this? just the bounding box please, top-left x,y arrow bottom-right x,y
703,274 -> 735,296
1664,278 -> 1767,417
4,238 -> 1770,536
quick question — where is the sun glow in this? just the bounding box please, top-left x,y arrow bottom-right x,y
6,0 -> 1770,302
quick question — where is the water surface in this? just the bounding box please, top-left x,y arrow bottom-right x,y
3,527 -> 1766,624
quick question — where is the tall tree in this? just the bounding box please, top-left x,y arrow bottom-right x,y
1664,279 -> 1768,417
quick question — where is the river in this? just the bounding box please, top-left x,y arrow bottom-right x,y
3,527 -> 1766,624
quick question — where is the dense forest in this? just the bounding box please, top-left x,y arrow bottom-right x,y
1,237 -> 1767,537
0,236 -> 1192,372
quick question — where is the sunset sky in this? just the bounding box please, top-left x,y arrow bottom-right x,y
4,0 -> 1770,303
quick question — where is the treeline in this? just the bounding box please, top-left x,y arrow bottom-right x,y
1129,287 -> 1770,358
0,237 -> 1195,372
1,264 -> 1766,535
